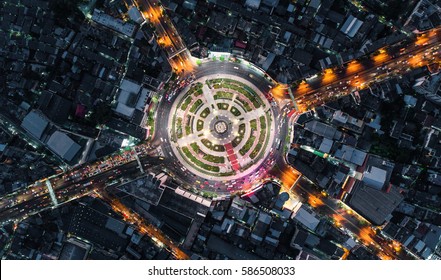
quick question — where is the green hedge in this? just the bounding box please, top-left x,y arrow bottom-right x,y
260,116 -> 266,130
230,106 -> 241,116
201,138 -> 226,151
176,117 -> 183,139
200,107 -> 210,118
217,103 -> 229,110
239,135 -> 256,156
190,99 -> 203,113
182,147 -> 220,172
236,97 -> 252,112
250,119 -> 257,131
203,154 -> 225,164
196,120 -> 204,131
250,116 -> 268,159
190,142 -> 200,153
207,78 -> 262,109
214,91 -> 234,100
250,143 -> 262,159
181,96 -> 192,110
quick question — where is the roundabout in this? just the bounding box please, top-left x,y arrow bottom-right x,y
167,67 -> 277,182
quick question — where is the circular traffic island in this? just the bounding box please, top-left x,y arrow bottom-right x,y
168,73 -> 276,181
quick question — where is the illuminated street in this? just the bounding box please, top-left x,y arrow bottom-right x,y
1,0 -> 441,262
291,178 -> 412,259
1,21 -> 439,259
292,28 -> 441,111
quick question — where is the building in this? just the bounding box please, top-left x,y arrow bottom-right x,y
227,197 -> 258,226
347,181 -> 403,225
117,173 -> 166,206
334,145 -> 367,166
340,15 -> 364,38
38,92 -> 72,124
183,0 -> 197,10
291,204 -> 320,231
362,166 -> 387,189
46,131 -> 81,162
59,238 -> 91,260
92,9 -> 136,37
69,203 -> 129,252
174,188 -> 212,210
245,0 -> 261,10
331,110 -> 364,133
304,120 -> 341,140
383,216 -> 441,259
250,212 -> 272,244
114,78 -> 151,126
318,138 -> 333,154
21,110 -> 84,164
21,110 -> 49,140
128,6 -> 144,24
413,73 -> 441,105
290,226 -> 322,258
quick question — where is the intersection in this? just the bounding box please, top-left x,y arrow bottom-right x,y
1,0 -> 441,261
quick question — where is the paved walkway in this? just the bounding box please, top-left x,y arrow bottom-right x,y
166,74 -> 277,181
224,143 -> 240,171
202,83 -> 216,105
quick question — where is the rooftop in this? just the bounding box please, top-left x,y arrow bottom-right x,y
69,204 -> 129,251
21,111 -> 49,140
334,145 -> 367,166
362,166 -> 387,189
46,131 -> 81,162
117,173 -> 166,206
318,138 -> 333,153
92,9 -> 136,37
341,15 -> 364,38
292,205 -> 320,231
304,120 -> 340,140
348,182 -> 403,225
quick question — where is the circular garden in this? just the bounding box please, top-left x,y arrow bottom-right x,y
168,76 -> 275,181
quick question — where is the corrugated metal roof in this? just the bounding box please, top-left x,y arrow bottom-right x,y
21,111 -> 49,139
46,131 -> 81,161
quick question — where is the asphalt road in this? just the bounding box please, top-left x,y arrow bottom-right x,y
0,156 -> 164,225
292,178 -> 415,259
136,0 -> 186,55
294,28 -> 441,111
136,0 -> 193,72
1,15 -> 440,259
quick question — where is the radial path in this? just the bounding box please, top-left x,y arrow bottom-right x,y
167,74 -> 276,182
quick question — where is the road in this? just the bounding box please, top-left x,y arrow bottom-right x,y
0,155 -> 163,225
96,188 -> 189,259
135,0 -> 194,73
291,177 -> 413,259
276,27 -> 441,260
293,28 -> 441,111
0,153 -> 192,258
1,4 -> 440,259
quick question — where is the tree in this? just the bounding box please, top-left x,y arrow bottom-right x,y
49,0 -> 87,19
91,103 -> 113,125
